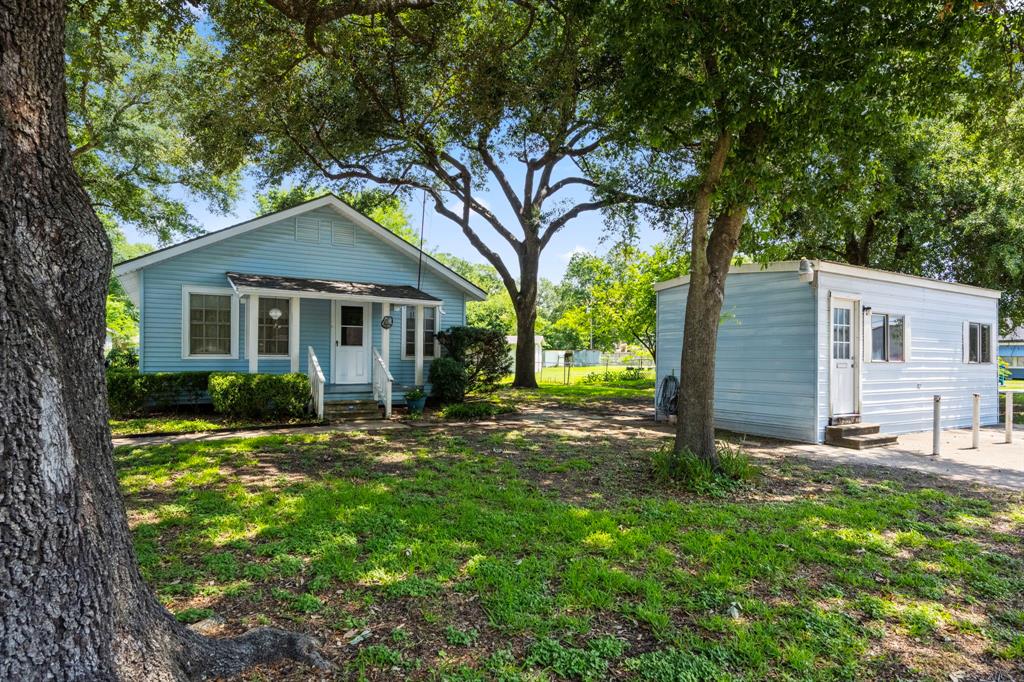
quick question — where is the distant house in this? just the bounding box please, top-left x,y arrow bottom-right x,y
999,326 -> 1024,379
655,260 -> 1000,445
113,195 -> 486,414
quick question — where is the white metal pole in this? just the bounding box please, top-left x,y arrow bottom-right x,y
1006,390 -> 1014,445
972,393 -> 980,449
932,395 -> 941,456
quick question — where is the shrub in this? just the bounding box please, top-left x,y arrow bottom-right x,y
208,372 -> 310,419
106,369 -> 212,417
436,326 -> 511,394
107,369 -> 144,418
429,356 -> 468,404
652,443 -> 757,495
438,401 -> 504,420
105,346 -> 138,369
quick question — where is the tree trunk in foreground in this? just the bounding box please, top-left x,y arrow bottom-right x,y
0,1 -> 329,679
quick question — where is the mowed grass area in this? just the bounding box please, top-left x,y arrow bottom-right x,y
111,414 -> 320,437
117,420 -> 1024,681
497,366 -> 656,406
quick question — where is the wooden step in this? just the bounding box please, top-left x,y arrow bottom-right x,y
825,423 -> 898,449
829,414 -> 862,426
323,400 -> 382,421
826,422 -> 880,438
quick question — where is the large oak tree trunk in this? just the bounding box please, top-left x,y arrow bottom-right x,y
0,1 -> 329,678
511,243 -> 540,388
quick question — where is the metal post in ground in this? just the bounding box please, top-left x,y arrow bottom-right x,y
972,393 -> 981,449
1006,391 -> 1014,445
932,395 -> 941,456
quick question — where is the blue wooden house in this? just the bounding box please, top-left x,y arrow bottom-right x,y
113,195 -> 486,417
655,260 -> 1000,446
999,326 -> 1024,380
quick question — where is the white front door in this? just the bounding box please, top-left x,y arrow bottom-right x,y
830,299 -> 857,416
334,303 -> 370,384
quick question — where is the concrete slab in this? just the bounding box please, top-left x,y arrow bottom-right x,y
759,425 -> 1024,491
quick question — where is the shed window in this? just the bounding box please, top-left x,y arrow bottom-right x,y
832,307 -> 851,360
188,292 -> 233,356
403,307 -> 438,359
257,297 -> 290,356
870,314 -> 905,362
967,322 -> 992,364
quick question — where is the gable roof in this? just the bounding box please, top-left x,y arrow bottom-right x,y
654,259 -> 1001,300
112,194 -> 487,301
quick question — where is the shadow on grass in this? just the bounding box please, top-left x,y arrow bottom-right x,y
117,429 -> 1024,680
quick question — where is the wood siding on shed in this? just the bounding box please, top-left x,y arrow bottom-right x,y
656,271 -> 819,442
814,271 -> 998,440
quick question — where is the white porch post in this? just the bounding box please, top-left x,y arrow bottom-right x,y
289,296 -> 300,373
247,294 -> 259,373
380,302 -> 390,370
414,304 -> 424,385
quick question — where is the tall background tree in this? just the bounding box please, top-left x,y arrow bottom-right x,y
600,0 -> 1021,464
743,114 -> 1024,331
0,0 -> 430,677
187,0 -> 684,387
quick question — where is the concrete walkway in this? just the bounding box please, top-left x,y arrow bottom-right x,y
762,425 -> 1024,491
112,420 -> 409,448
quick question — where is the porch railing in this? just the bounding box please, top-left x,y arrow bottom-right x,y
372,348 -> 393,418
307,345 -> 325,420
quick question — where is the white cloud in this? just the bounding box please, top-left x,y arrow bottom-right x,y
560,245 -> 591,262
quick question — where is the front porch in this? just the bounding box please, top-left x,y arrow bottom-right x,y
227,272 -> 443,419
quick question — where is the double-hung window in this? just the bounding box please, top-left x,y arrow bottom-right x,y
183,286 -> 238,358
965,322 -> 992,364
257,297 -> 290,356
403,306 -> 438,359
870,313 -> 905,362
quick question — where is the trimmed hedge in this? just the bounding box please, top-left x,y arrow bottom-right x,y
208,372 -> 310,419
106,370 -> 212,418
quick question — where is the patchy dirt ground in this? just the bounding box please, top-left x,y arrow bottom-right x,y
117,398 -> 1024,681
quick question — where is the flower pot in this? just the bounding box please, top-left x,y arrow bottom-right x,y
406,396 -> 427,414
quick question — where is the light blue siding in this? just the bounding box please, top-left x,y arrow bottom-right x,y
656,271 -> 819,442
814,272 -> 999,440
138,206 -> 466,388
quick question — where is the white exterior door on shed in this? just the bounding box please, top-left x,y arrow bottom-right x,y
829,297 -> 859,418
333,302 -> 370,384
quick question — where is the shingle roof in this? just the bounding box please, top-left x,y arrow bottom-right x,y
226,272 -> 442,303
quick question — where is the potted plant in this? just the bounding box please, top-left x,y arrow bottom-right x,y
404,386 -> 427,414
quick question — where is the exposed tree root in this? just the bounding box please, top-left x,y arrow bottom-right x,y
175,626 -> 335,680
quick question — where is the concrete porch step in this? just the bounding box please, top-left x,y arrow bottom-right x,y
825,423 -> 898,449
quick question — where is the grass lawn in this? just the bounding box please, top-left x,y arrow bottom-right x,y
111,414 -> 320,437
496,366 -> 656,406
117,418 -> 1024,680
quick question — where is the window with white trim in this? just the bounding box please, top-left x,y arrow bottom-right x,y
403,306 -> 438,358
966,322 -> 992,363
870,313 -> 905,362
257,297 -> 290,356
185,289 -> 236,357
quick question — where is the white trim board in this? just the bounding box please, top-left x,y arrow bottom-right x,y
180,285 -> 239,360
113,194 -> 487,301
654,260 -> 1001,299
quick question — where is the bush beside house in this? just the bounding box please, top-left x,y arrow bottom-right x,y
107,369 -> 310,420
430,327 -> 511,406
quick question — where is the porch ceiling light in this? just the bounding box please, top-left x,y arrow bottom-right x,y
268,307 -> 282,321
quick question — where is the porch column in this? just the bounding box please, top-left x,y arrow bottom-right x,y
289,296 -> 300,372
247,294 -> 259,373
414,304 -> 424,385
380,302 -> 390,370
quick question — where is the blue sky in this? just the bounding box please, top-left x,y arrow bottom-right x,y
121,167 -> 667,283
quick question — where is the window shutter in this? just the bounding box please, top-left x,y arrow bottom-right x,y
862,309 -> 872,363
962,321 -> 970,363
903,316 -> 911,362
295,217 -> 319,243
